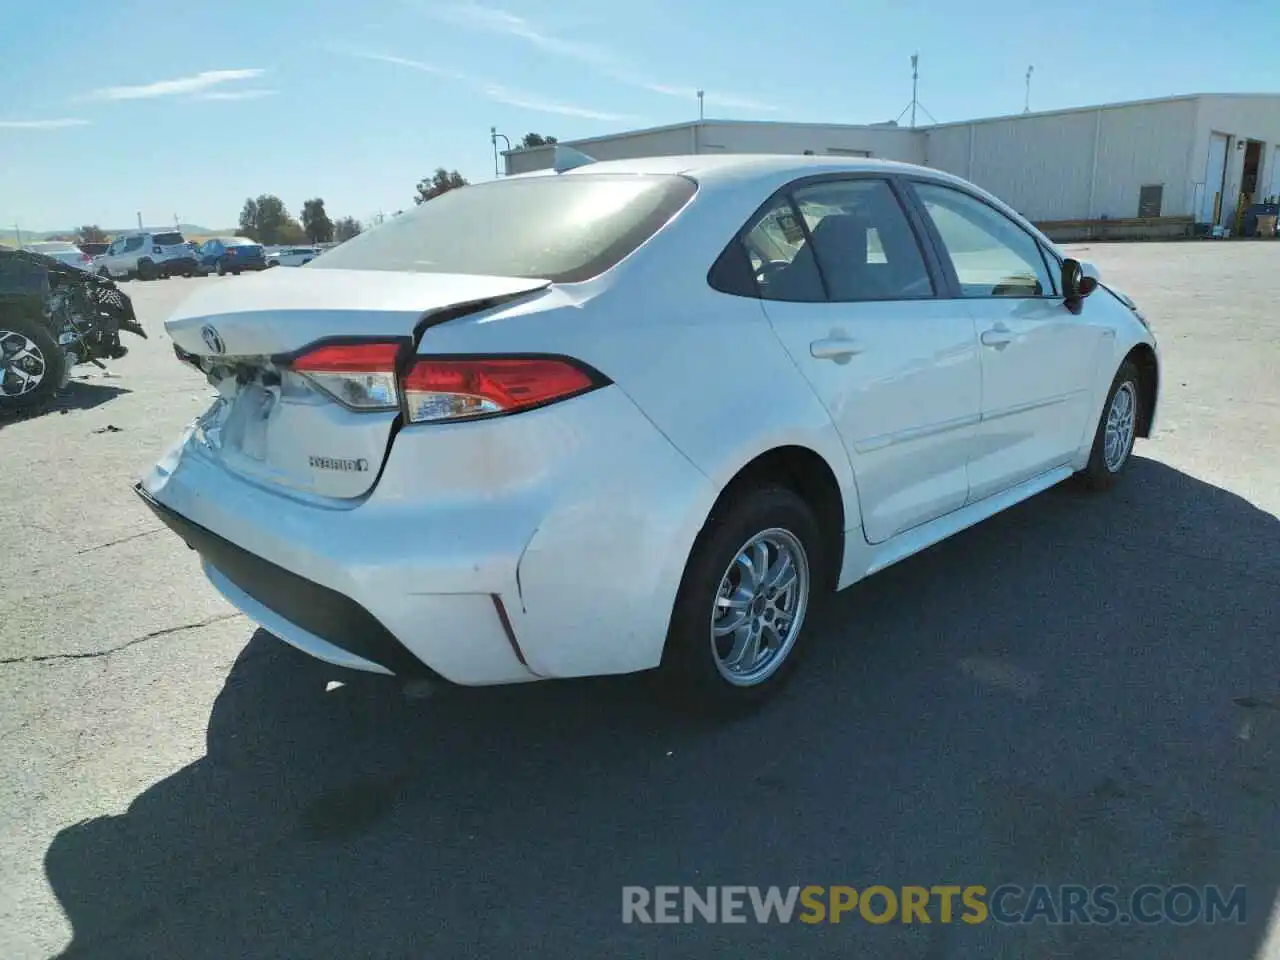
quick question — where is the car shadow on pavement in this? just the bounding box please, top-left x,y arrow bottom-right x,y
0,380 -> 129,431
44,457 -> 1280,960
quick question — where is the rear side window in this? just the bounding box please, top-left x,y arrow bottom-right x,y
739,197 -> 826,302
152,232 -> 185,246
791,179 -> 934,301
313,174 -> 697,283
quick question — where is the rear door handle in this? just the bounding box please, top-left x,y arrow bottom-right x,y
980,324 -> 1015,348
810,337 -> 864,363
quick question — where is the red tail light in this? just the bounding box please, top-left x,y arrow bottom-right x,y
402,357 -> 600,423
284,342 -> 606,422
289,341 -> 404,410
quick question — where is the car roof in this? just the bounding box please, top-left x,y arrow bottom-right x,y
508,153 -> 948,187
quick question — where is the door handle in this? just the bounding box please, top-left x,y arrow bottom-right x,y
810,337 -> 864,362
980,324 -> 1015,348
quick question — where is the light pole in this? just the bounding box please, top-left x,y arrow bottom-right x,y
697,89 -> 704,121
490,126 -> 512,178
1024,65 -> 1034,113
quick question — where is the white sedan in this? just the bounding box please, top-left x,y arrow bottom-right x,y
22,240 -> 96,273
137,153 -> 1159,709
267,246 -> 321,267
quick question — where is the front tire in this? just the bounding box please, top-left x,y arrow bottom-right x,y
0,317 -> 66,413
137,259 -> 157,281
661,485 -> 826,712
1078,360 -> 1141,490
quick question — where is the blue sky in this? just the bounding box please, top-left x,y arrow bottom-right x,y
2,0 -> 1276,233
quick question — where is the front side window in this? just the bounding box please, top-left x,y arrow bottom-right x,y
314,173 -> 697,283
792,179 -> 934,301
912,182 -> 1053,298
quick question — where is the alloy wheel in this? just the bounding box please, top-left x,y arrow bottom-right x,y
1104,381 -> 1137,472
710,528 -> 810,687
0,329 -> 47,397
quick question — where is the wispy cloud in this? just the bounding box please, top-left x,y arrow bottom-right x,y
197,88 -> 277,102
86,69 -> 265,101
343,49 -> 626,120
429,2 -> 777,112
0,118 -> 91,129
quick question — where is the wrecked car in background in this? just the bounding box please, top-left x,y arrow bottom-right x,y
0,249 -> 147,413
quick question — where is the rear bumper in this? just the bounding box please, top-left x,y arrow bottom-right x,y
137,387 -> 718,684
135,482 -> 436,678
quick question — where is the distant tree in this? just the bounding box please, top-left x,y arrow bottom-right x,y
414,168 -> 468,205
237,194 -> 299,245
520,133 -> 558,148
238,198 -> 259,239
78,226 -> 109,244
334,216 -> 363,242
300,198 -> 334,244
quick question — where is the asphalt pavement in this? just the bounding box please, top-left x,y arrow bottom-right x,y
1,245 -> 1278,959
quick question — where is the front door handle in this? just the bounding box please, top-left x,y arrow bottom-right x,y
810,337 -> 864,363
980,324 -> 1015,348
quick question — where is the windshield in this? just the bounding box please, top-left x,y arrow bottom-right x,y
313,173 -> 697,283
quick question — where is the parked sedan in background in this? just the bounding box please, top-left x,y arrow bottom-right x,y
21,241 -> 96,273
139,154 -> 1159,710
267,246 -> 321,267
194,237 -> 268,276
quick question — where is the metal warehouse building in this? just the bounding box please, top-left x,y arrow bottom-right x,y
503,93 -> 1280,239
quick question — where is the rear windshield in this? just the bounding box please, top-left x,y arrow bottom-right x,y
223,237 -> 257,246
153,232 -> 185,246
312,173 -> 697,283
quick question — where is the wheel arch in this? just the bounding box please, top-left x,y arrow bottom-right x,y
1124,342 -> 1159,437
699,444 -> 848,592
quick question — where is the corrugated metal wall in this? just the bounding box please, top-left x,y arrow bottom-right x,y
505,122 -> 923,174
926,98 -> 1198,221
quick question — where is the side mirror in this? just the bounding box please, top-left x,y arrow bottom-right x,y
1061,258 -> 1099,299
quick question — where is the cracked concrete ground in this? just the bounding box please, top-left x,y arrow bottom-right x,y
1,246 -> 1278,959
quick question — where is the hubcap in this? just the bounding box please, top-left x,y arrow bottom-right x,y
1103,381 -> 1137,472
0,330 -> 47,397
710,528 -> 810,687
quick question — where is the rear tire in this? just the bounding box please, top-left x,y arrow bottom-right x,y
137,259 -> 157,281
1077,360 -> 1141,491
0,316 -> 65,414
215,260 -> 225,277
661,485 -> 826,713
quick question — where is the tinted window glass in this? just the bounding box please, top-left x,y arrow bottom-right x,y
123,236 -> 144,252
314,174 -> 697,283
792,179 -> 933,301
741,197 -> 825,302
152,232 -> 185,246
913,183 -> 1053,298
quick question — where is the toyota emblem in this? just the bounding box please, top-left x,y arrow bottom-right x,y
200,324 -> 225,355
